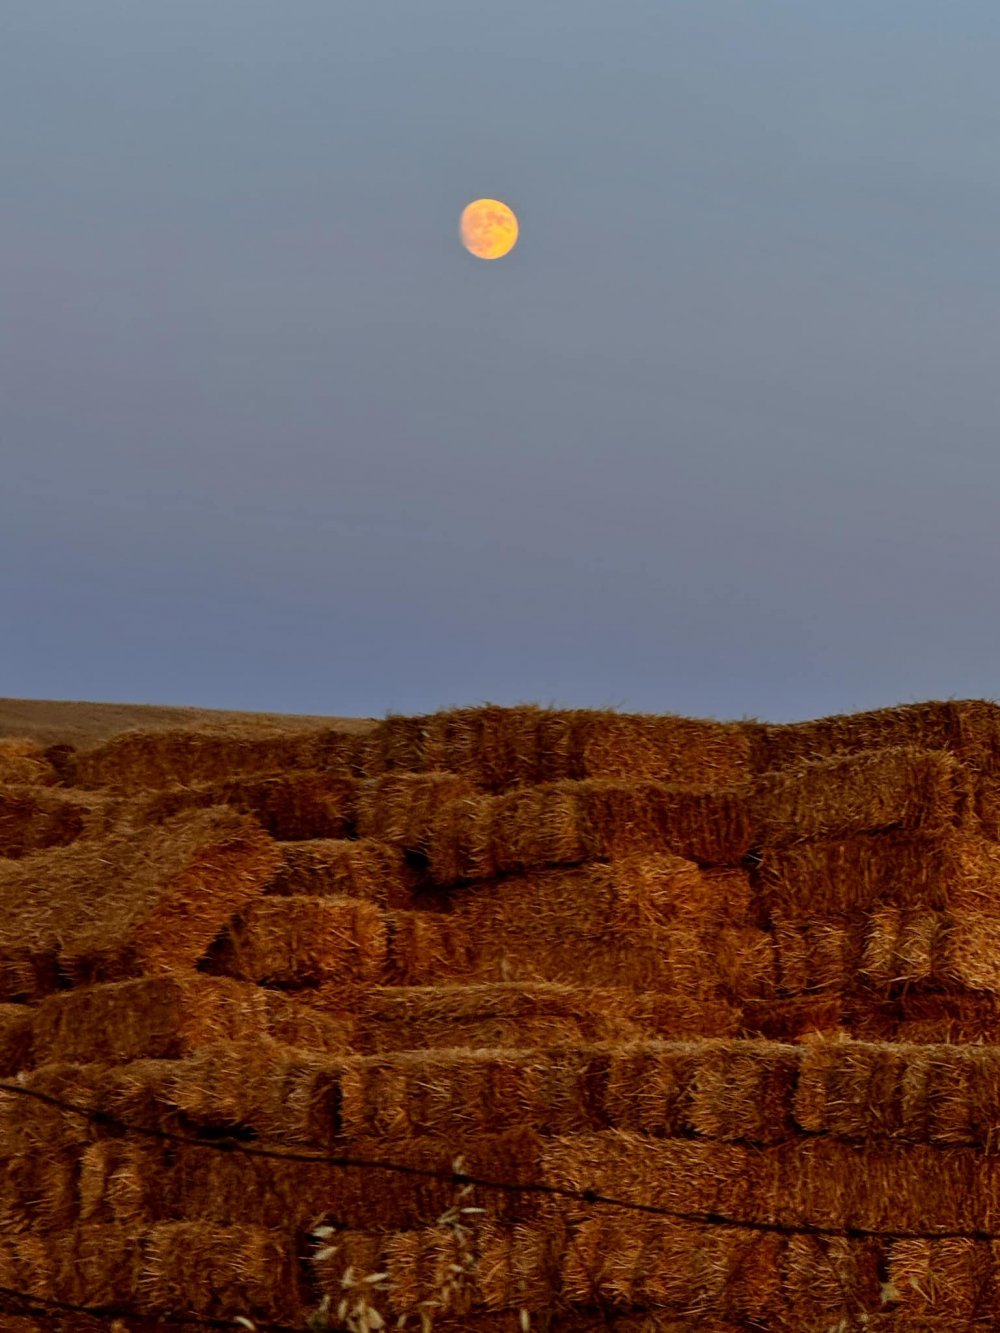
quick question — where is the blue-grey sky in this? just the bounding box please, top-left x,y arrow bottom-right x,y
4,1 -> 999,724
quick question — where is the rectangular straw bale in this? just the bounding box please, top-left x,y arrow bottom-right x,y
31,974 -> 274,1065
938,912 -> 1000,992
265,836 -> 416,908
628,993 -> 742,1040
68,724 -> 363,792
340,1047 -> 611,1140
0,1004 -> 33,1075
134,1220 -> 305,1324
135,770 -> 358,841
570,710 -> 754,788
309,1220 -> 563,1321
454,857 -> 740,940
889,992 -> 1000,1044
889,1238 -> 993,1319
0,1146 -> 80,1232
356,771 -> 477,851
256,987 -> 356,1052
396,903 -> 718,993
771,915 -> 864,994
756,827 -> 1000,916
97,1127 -> 545,1232
603,1042 -> 704,1136
0,1059 -> 108,1155
0,784 -> 115,859
121,1039 -> 348,1148
575,780 -> 752,866
781,1232 -> 885,1329
354,982 -> 649,1053
562,1214 -> 783,1323
688,1040 -> 800,1143
763,1139 -> 986,1233
362,705 -> 753,792
419,782 -> 752,888
0,808 -> 281,999
748,747 -> 975,848
748,698 -> 1000,775
541,1132 -> 758,1224
0,737 -> 59,786
739,995 -> 847,1041
201,894 -> 389,987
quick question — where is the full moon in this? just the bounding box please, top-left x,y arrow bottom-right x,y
460,198 -> 519,260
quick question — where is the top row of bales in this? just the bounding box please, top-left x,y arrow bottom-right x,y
12,698 -> 1000,796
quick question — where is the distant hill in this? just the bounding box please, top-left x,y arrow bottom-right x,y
0,696 -> 377,747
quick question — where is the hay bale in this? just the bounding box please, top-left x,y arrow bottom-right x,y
542,1131 -> 995,1234
562,1215 -> 783,1322
0,807 -> 281,1000
0,810 -> 280,1001
67,724 -> 362,792
265,836 -> 416,908
356,771 -> 478,852
780,1232 -> 885,1329
386,901 -> 762,997
0,738 -> 59,786
0,1147 -> 80,1232
0,1059 -> 108,1155
0,1004 -> 34,1075
749,698 -> 1000,775
795,1038 -> 1000,1147
747,747 -> 975,847
602,1040 -> 798,1143
354,982 -> 651,1052
361,704 -> 753,792
738,995 -> 847,1041
340,1046 -> 613,1140
133,1220 -> 305,1324
889,1237 -> 993,1319
85,1127 -> 544,1232
756,828 -> 1000,916
308,1220 -> 564,1321
32,974 -> 291,1065
401,782 -> 751,887
134,770 -> 357,841
201,894 -> 390,987
0,784 -> 116,859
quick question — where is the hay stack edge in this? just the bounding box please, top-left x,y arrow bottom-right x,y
6,700 -> 1000,1329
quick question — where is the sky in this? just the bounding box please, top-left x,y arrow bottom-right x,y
3,1 -> 1000,725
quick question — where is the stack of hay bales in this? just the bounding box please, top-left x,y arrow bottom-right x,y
3,701 -> 1000,1329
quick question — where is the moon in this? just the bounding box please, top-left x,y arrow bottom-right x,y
460,198 -> 519,260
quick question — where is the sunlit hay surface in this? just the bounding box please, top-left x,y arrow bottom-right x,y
4,697 -> 1000,1329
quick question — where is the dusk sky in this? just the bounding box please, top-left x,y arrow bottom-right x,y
4,2 -> 999,724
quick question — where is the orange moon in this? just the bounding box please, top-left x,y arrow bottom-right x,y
460,198 -> 519,259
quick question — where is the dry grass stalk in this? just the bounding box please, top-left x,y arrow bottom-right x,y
888,1237 -> 994,1319
0,807 -> 281,999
